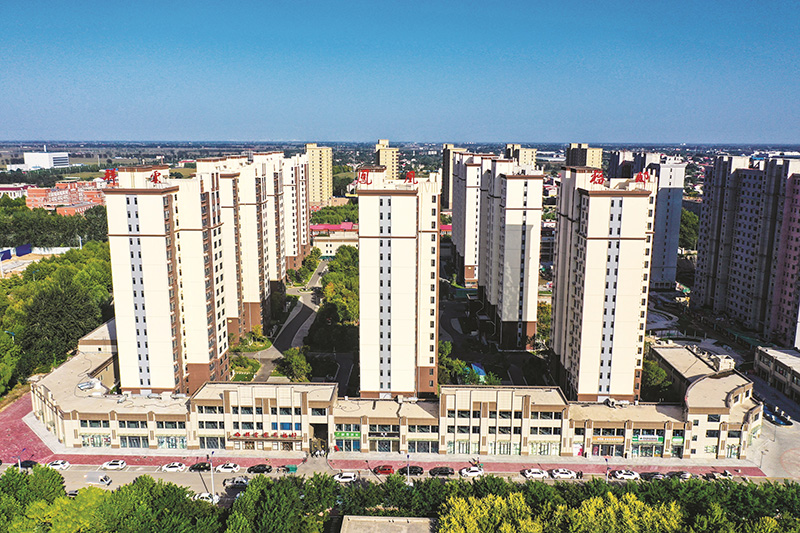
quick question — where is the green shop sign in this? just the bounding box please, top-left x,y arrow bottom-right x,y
632,435 -> 664,444
334,431 -> 361,439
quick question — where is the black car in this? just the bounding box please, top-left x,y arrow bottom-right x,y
428,466 -> 454,477
188,462 -> 211,472
247,464 -> 273,474
398,465 -> 424,476
640,472 -> 666,481
19,460 -> 38,469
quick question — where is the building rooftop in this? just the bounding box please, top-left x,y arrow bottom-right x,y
758,347 -> 800,373
651,344 -> 725,382
77,318 -> 117,345
440,385 -> 569,407
569,402 -> 684,423
332,398 -> 439,421
193,382 -> 338,404
686,371 -> 753,410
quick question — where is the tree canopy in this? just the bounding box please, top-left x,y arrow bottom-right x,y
310,203 -> 358,225
0,198 -> 108,248
679,208 -> 699,250
304,246 -> 358,352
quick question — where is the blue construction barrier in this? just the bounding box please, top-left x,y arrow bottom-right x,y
15,244 -> 31,257
0,249 -> 11,261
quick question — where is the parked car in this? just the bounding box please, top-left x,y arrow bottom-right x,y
549,468 -> 577,480
522,468 -> 550,480
222,476 -> 249,488
47,460 -> 71,470
19,460 -> 38,469
398,465 -> 424,476
611,469 -> 640,481
247,464 -> 273,474
161,462 -> 186,473
667,470 -> 693,480
193,492 -> 220,504
459,466 -> 484,478
706,470 -> 734,481
188,462 -> 211,472
67,490 -> 80,498
429,466 -> 454,477
85,472 -> 112,485
373,465 -> 394,475
215,462 -> 240,473
640,472 -> 666,481
333,472 -> 358,483
101,460 -> 127,470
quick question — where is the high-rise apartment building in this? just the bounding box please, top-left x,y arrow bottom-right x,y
203,153 -> 284,341
282,153 -> 312,270
305,143 -> 333,208
695,156 -> 800,348
451,152 -> 496,287
441,143 -> 466,209
478,162 -> 544,349
565,143 -> 603,169
608,151 -> 686,290
106,166 -> 230,395
375,139 -> 400,181
357,166 -> 441,398
553,167 -> 657,401
505,144 -> 537,168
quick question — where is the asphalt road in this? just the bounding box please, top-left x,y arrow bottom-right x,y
273,304 -> 314,352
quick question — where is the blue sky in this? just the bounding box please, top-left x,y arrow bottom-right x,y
1,1 -> 798,143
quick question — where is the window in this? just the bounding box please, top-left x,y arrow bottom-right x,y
708,414 -> 720,423
311,408 -> 326,416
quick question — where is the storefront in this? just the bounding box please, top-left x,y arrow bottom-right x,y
590,436 -> 625,457
368,424 -> 400,452
630,429 -> 665,457
334,429 -> 361,452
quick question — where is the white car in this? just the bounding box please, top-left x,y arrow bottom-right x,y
522,468 -> 549,480
222,476 -> 249,488
333,472 -> 358,483
47,460 -> 71,470
161,462 -> 186,473
101,460 -> 127,470
549,468 -> 577,480
215,462 -> 240,473
193,492 -> 220,504
612,469 -> 640,481
459,466 -> 485,478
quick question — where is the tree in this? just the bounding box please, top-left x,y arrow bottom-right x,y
679,209 -> 699,250
278,346 -> 312,382
641,359 -> 671,401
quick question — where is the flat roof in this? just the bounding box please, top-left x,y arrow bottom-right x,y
440,385 -> 568,406
651,344 -> 719,382
758,347 -> 800,373
332,398 -> 439,421
340,516 -> 434,533
569,402 -> 684,423
77,318 -> 117,344
686,371 -> 752,410
193,382 -> 338,404
34,350 -> 188,415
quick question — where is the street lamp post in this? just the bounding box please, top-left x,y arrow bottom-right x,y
406,454 -> 411,486
16,447 -> 26,469
605,457 -> 609,482
207,452 -> 216,497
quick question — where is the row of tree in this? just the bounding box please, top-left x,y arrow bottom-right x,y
437,341 -> 502,385
0,165 -> 109,187
0,196 -> 108,248
2,467 -> 798,532
310,203 -> 358,225
286,248 -> 321,285
304,245 -> 358,352
0,242 -> 112,394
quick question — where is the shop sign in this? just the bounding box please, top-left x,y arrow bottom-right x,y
632,434 -> 664,443
671,436 -> 685,444
334,431 -> 361,439
591,436 -> 624,444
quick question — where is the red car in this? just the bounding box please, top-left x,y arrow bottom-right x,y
373,465 -> 394,475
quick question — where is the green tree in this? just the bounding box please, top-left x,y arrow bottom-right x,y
679,209 -> 699,249
278,346 -> 312,382
641,359 -> 671,401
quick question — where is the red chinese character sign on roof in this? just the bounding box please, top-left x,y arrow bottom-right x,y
404,171 -> 417,184
357,169 -> 372,185
103,168 -> 118,186
634,171 -> 650,183
589,170 -> 605,185
149,170 -> 162,184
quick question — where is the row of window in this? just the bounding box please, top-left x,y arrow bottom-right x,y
80,420 -> 187,429
446,410 -> 563,420
198,406 -> 327,416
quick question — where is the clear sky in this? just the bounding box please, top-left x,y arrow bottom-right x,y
1,1 -> 798,143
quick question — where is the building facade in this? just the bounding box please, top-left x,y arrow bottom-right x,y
375,140 -> 400,181
23,151 -> 70,170
441,143 -> 466,210
477,163 -> 544,349
553,167 -> 657,402
106,166 -> 230,395
305,143 -> 333,208
755,346 -> 800,403
281,153 -> 312,271
505,144 -> 537,167
565,143 -> 602,169
357,166 -> 441,398
694,157 -> 800,348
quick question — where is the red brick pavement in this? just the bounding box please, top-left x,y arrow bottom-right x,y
0,392 -> 301,468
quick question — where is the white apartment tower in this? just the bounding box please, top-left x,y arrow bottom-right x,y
478,161 -> 544,349
441,143 -> 467,209
375,139 -> 400,181
505,144 -> 537,167
552,167 -> 657,402
305,143 -> 333,208
357,166 -> 441,398
281,153 -> 311,271
107,166 -> 230,395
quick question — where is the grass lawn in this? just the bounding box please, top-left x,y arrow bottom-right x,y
231,339 -> 272,353
64,171 -> 104,179
232,372 -> 256,382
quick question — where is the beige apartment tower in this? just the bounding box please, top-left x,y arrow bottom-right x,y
505,144 -> 537,168
106,166 -> 231,395
441,143 -> 467,209
566,143 -> 603,169
305,143 -> 333,208
357,166 -> 441,398
552,167 -> 657,402
375,139 -> 400,181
